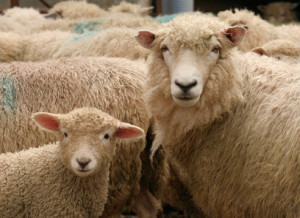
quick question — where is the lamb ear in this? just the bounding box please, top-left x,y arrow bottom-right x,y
115,123 -> 145,140
252,47 -> 266,56
32,112 -> 60,132
221,25 -> 247,46
135,31 -> 155,49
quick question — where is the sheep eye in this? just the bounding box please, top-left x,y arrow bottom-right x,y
104,133 -> 110,140
64,132 -> 68,138
211,46 -> 220,53
161,46 -> 169,52
275,56 -> 281,60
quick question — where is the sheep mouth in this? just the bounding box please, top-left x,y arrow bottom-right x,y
177,96 -> 195,100
172,95 -> 200,107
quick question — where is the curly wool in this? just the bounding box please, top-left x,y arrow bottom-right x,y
145,13 -> 300,217
0,57 -> 149,216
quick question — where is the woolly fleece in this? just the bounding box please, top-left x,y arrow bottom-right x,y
144,12 -> 300,217
0,57 -> 149,216
0,107 -> 130,217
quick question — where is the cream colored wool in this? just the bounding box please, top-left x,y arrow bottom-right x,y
0,107 -> 145,217
52,27 -> 150,60
4,7 -> 47,31
219,9 -> 300,52
0,16 -> 28,34
218,9 -> 279,51
109,1 -> 153,16
22,30 -> 76,62
0,32 -> 24,62
141,13 -> 300,217
0,57 -> 150,216
31,13 -> 159,33
0,29 -> 149,62
49,0 -> 107,19
252,39 -> 300,64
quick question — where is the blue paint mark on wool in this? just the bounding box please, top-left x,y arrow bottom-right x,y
71,30 -> 102,42
2,77 -> 14,110
74,21 -> 101,34
155,14 -> 177,23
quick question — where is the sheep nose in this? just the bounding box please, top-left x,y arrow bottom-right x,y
175,80 -> 197,93
77,159 -> 91,169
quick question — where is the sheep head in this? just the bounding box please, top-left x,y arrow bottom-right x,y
32,107 -> 144,177
136,13 -> 245,144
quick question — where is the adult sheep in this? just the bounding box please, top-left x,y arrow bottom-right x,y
31,13 -> 159,34
48,0 -> 107,19
0,107 -> 145,217
218,9 -> 300,51
0,28 -> 149,62
252,39 -> 300,64
136,12 -> 300,217
0,57 -> 156,217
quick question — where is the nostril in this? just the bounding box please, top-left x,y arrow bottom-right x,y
77,159 -> 91,168
175,80 -> 198,93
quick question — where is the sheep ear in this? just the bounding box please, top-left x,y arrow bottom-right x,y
221,25 -> 247,46
252,47 -> 266,56
32,112 -> 60,132
115,123 -> 145,140
257,5 -> 266,13
135,31 -> 155,49
140,6 -> 153,15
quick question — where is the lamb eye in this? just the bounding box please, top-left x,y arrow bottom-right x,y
211,46 -> 220,53
275,56 -> 281,60
161,46 -> 169,52
104,133 -> 110,140
64,132 -> 68,138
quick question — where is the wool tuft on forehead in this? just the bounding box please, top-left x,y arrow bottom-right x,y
159,13 -> 231,49
60,107 -> 118,131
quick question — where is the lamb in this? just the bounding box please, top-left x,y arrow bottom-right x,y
0,57 -> 153,217
48,0 -> 107,19
0,28 -> 149,62
257,1 -> 298,25
108,1 -> 153,16
0,107 -> 145,217
252,39 -> 300,64
136,12 -> 300,217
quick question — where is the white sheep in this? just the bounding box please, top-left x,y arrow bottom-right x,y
218,8 -> 300,51
3,7 -> 47,31
0,28 -> 149,62
0,107 -> 144,217
252,39 -> 300,64
30,13 -> 159,34
0,56 -> 158,217
48,0 -> 107,19
108,1 -> 153,16
136,12 -> 300,217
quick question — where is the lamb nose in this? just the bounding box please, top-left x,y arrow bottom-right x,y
77,159 -> 91,168
175,80 -> 197,93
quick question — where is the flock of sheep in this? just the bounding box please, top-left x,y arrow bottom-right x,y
1,0 -> 300,217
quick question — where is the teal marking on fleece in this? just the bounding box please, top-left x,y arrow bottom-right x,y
70,30 -> 102,42
2,77 -> 14,110
74,21 -> 101,34
155,14 -> 177,23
